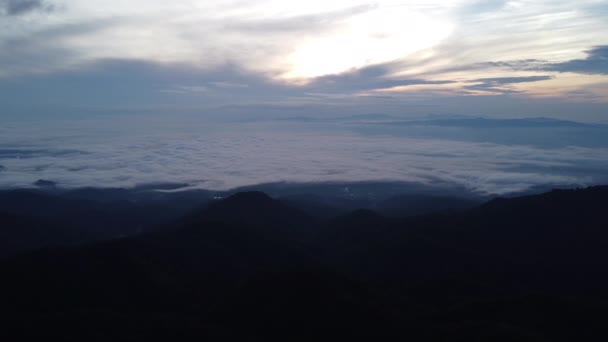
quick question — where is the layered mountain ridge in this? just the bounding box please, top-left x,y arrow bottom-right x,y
0,185 -> 607,340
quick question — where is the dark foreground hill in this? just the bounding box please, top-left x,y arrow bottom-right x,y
0,188 -> 213,256
0,186 -> 607,341
0,184 -> 481,257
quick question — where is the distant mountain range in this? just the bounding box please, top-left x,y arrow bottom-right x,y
274,114 -> 602,128
1,185 -> 607,340
385,116 -> 595,128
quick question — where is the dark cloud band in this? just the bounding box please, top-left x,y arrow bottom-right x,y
543,46 -> 608,75
0,0 -> 54,16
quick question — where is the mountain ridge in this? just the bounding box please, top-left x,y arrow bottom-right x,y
1,185 -> 607,340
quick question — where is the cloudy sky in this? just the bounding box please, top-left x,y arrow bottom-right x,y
1,0 -> 607,119
1,0 -> 608,193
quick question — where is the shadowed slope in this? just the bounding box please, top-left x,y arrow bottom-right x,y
1,187 -> 608,340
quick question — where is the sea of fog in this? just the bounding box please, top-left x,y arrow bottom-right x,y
1,113 -> 608,195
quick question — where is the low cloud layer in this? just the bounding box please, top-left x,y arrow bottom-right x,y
1,117 -> 607,195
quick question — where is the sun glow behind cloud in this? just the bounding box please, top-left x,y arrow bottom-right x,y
284,7 -> 453,79
1,0 -> 607,115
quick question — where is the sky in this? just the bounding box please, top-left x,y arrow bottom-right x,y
1,0 -> 608,194
1,0 -> 607,119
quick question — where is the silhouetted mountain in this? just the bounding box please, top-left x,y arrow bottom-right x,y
378,194 -> 481,217
417,186 -> 608,269
33,179 -> 57,188
316,186 -> 608,323
232,180 -> 479,209
0,186 -> 607,340
279,194 -> 347,219
0,192 -> 392,340
0,211 -> 88,257
194,191 -> 317,242
323,209 -> 387,243
0,189 -> 208,256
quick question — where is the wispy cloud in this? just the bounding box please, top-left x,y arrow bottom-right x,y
308,63 -> 456,93
0,1 -> 606,120
464,75 -> 554,94
444,46 -> 608,77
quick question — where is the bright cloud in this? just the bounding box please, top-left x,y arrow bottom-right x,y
284,7 -> 453,78
2,1 -> 607,81
1,117 -> 607,194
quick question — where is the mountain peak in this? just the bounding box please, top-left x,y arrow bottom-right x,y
34,179 -> 57,188
224,191 -> 273,203
200,191 -> 314,234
